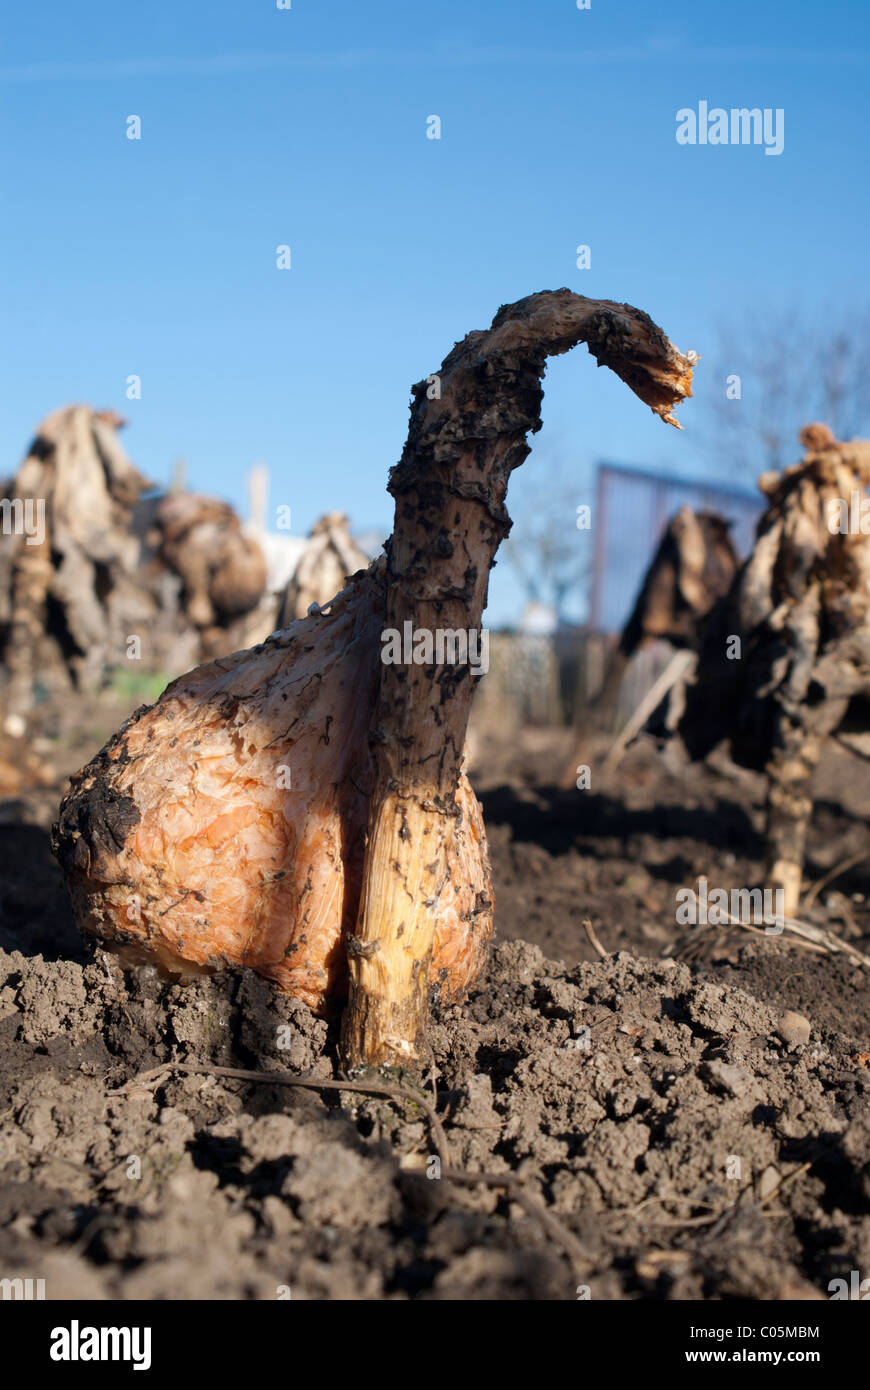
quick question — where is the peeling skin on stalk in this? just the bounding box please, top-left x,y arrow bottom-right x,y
52,290 -> 694,1068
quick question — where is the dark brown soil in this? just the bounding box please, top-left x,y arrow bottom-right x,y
477,728 -> 870,1041
1,704 -> 868,1300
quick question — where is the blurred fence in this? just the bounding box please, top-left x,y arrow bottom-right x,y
590,463 -> 760,633
478,464 -> 762,732
476,629 -> 675,731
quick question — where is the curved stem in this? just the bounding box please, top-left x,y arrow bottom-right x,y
341,289 -> 695,1069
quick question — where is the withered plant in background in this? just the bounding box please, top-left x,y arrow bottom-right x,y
151,492 -> 268,660
0,407 -> 152,715
679,424 -> 870,917
276,511 -> 370,628
562,504 -> 738,783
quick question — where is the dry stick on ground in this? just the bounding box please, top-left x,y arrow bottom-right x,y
53,291 -> 695,1074
625,1164 -> 813,1232
803,848 -> 870,912
756,1160 -> 813,1210
582,916 -> 609,959
127,1061 -> 453,1163
626,1181 -> 797,1235
663,889 -> 870,968
124,1059 -> 592,1277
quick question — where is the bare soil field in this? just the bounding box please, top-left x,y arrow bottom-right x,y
1,702 -> 868,1300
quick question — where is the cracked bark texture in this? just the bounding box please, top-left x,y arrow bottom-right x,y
679,425 -> 870,916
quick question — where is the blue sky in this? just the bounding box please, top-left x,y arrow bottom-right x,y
2,0 -> 868,623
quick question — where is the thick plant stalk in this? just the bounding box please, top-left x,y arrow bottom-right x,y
765,726 -> 826,918
341,290 -> 695,1068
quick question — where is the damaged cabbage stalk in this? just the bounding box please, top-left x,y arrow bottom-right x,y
53,290 -> 695,1071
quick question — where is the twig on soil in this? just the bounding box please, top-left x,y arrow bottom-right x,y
804,849 -> 870,912
663,890 -> 870,969
442,1168 -> 592,1271
124,1061 -> 454,1166
636,1212 -> 726,1230
583,917 -> 609,960
757,1160 -> 813,1210
618,1158 -> 815,1236
119,1060 -> 593,1279
510,1188 -> 594,1272
631,1195 -> 719,1214
617,1195 -> 722,1230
